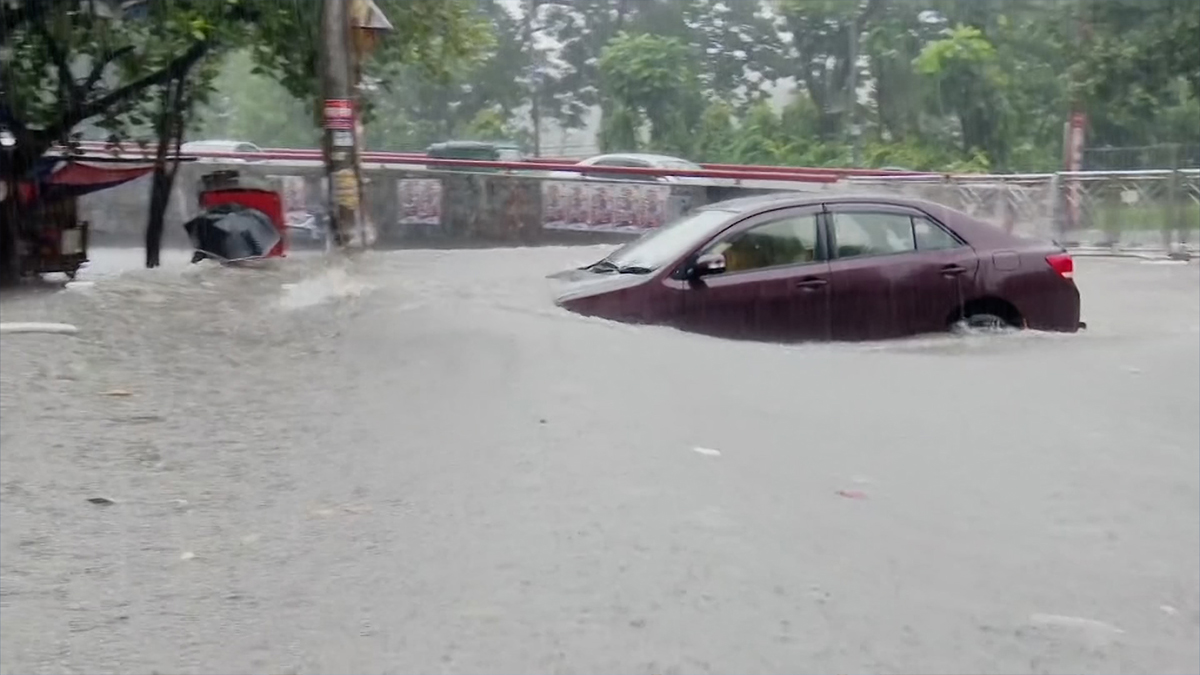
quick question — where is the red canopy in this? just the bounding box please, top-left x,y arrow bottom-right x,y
16,157 -> 157,205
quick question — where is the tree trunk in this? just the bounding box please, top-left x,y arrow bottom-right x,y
145,76 -> 190,268
0,195 -> 21,286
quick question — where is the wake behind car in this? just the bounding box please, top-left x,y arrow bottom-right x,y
550,193 -> 1083,342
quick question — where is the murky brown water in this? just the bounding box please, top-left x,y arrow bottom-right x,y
2,249 -> 1198,674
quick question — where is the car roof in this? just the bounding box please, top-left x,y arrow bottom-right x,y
701,190 -> 945,213
429,140 -> 499,150
698,190 -> 1016,247
182,140 -> 252,149
582,153 -> 698,166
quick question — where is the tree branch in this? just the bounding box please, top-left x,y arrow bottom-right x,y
0,0 -> 75,47
83,45 -> 136,93
34,19 -> 83,109
42,38 -> 210,143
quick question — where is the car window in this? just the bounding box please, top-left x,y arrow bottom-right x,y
604,209 -> 735,271
913,217 -> 962,251
830,212 -> 915,259
705,214 -> 819,273
235,143 -> 259,153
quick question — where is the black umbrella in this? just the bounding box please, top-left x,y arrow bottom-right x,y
184,204 -> 281,263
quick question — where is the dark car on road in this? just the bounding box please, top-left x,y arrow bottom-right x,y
551,193 -> 1082,342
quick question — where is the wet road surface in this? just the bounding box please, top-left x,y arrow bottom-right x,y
2,248 -> 1198,674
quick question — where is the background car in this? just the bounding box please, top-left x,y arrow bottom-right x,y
425,141 -> 525,173
551,192 -> 1083,342
180,140 -> 263,158
561,153 -> 735,187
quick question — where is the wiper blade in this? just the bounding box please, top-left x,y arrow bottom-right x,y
587,259 -> 619,272
586,259 -> 652,274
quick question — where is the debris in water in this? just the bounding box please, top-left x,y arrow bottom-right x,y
179,551 -> 196,561
240,533 -> 261,545
87,496 -> 116,506
0,322 -> 79,335
836,489 -> 868,500
692,446 -> 722,457
1028,613 -> 1124,634
1160,604 -> 1179,616
100,389 -> 134,397
65,281 -> 95,291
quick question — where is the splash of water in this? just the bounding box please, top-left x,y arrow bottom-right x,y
278,266 -> 373,310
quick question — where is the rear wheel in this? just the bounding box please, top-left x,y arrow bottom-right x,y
962,312 -> 1011,331
950,298 -> 1023,334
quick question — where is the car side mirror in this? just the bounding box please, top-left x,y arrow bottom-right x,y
689,252 -> 727,279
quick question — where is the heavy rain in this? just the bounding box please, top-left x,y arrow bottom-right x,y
2,0 -> 1198,673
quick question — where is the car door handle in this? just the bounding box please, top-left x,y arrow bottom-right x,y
941,264 -> 968,277
795,277 -> 828,291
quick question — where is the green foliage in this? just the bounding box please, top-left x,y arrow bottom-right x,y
247,0 -> 488,104
597,32 -> 705,155
192,50 -> 318,148
6,0 -> 1198,177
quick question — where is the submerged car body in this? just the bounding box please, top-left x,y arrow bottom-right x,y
551,192 -> 1082,342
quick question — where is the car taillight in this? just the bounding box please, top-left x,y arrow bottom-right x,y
1046,252 -> 1074,280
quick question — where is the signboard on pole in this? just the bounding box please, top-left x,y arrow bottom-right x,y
323,99 -> 354,131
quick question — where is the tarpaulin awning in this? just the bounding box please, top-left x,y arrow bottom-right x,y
14,156 -> 157,205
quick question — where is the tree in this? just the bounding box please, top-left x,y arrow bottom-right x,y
914,25 -> 1011,166
1,0 -> 258,277
775,0 -> 883,140
248,0 -> 489,119
597,31 -> 704,155
192,50 -> 318,149
1068,0 -> 1200,147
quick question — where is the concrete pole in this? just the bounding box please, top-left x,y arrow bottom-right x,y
318,0 -> 362,249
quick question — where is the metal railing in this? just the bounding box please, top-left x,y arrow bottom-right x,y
846,170 -> 1200,251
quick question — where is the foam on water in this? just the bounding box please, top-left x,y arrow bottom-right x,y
279,266 -> 374,310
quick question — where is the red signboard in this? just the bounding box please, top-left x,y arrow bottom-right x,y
323,99 -> 354,130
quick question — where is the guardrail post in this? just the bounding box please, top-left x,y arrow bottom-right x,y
1166,144 -> 1182,251
1048,173 -> 1064,241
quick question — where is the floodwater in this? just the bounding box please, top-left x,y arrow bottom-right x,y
1,248 -> 1198,674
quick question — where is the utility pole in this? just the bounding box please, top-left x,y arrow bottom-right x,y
318,0 -> 361,249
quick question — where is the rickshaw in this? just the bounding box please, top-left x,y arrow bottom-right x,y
19,194 -> 89,279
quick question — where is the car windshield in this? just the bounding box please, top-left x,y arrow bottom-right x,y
601,209 -> 734,271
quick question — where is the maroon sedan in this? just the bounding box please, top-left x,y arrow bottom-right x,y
551,193 -> 1083,342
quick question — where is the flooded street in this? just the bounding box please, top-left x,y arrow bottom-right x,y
2,248 -> 1198,674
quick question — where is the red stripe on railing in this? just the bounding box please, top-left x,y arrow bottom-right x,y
70,141 -> 934,177
65,144 -> 846,183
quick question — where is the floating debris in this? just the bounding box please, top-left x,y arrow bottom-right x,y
1028,613 -> 1124,635
0,322 -> 79,335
